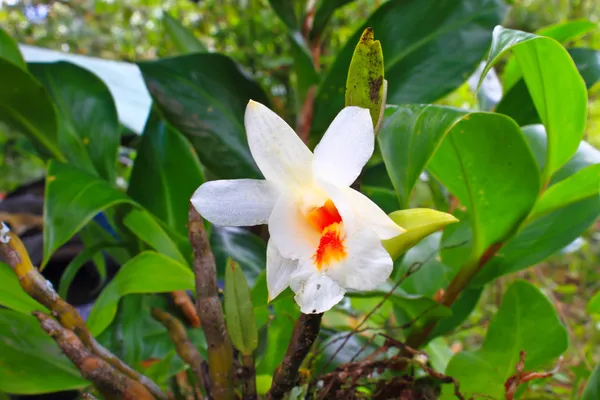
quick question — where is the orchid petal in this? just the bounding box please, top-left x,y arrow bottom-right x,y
345,188 -> 405,240
290,261 -> 345,314
266,240 -> 297,301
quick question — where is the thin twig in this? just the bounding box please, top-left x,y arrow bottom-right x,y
188,205 -> 235,400
172,290 -> 201,328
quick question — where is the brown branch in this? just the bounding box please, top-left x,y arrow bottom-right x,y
172,290 -> 201,328
267,313 -> 323,400
151,307 -> 208,397
241,354 -> 257,400
188,205 -> 235,400
34,312 -> 154,400
0,226 -> 166,400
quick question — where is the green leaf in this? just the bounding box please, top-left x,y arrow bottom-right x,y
225,259 -> 258,355
0,263 -> 48,314
0,58 -> 63,160
427,111 -> 540,263
312,0 -> 505,138
0,27 -> 26,68
163,12 -> 206,54
431,287 -> 483,339
587,291 -> 600,315
529,164 -> 600,220
211,227 -> 266,286
345,28 -> 385,129
0,310 -> 88,394
383,209 -> 458,260
583,363 -> 600,400
43,161 -> 135,267
310,0 -> 354,40
86,251 -> 195,336
390,292 -> 452,333
138,54 -> 269,179
443,280 -> 568,399
570,48 -> 600,89
478,26 -> 587,183
128,110 -> 204,235
426,337 -> 453,373
29,61 -> 120,182
268,0 -> 298,30
289,31 -> 319,105
378,105 -> 466,208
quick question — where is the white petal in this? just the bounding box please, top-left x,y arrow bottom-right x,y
326,224 -> 393,291
268,195 -> 320,259
266,240 -> 297,301
290,261 -> 345,314
345,188 -> 405,240
313,107 -> 374,187
245,100 -> 313,187
191,179 -> 278,226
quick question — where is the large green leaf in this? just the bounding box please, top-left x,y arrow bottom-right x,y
0,310 -> 88,394
43,161 -> 135,267
426,111 -> 540,261
86,251 -> 195,336
378,105 -> 466,208
312,0 -> 505,137
0,58 -> 63,160
443,281 -> 568,399
163,12 -> 206,54
211,227 -> 266,286
128,110 -> 204,235
138,54 -> 269,179
478,26 -> 587,183
0,27 -> 25,68
570,48 -> 600,89
583,363 -> 600,400
29,61 -> 120,182
0,263 -> 48,314
225,260 -> 258,355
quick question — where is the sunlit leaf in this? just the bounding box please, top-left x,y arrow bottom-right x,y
163,12 -> 206,54
0,263 -> 48,314
0,27 -> 25,69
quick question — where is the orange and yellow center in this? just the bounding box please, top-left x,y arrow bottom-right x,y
306,200 -> 347,269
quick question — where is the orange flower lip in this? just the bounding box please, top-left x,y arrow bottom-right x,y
307,200 -> 347,269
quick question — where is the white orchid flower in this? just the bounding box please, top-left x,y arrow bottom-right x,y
192,100 -> 405,314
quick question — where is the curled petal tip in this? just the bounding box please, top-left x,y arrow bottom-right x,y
0,222 -> 10,243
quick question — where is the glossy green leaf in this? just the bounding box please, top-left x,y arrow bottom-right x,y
478,26 -> 587,183
225,259 -> 258,355
443,281 -> 568,399
530,164 -> 600,220
138,54 -> 269,179
427,111 -> 540,263
383,209 -> 458,260
583,363 -> 600,400
312,0 -> 505,137
123,208 -> 189,265
43,161 -> 135,267
0,263 -> 48,314
310,0 -> 354,40
211,226 -> 266,286
0,27 -> 25,68
379,105 -> 466,208
502,19 -> 596,91
29,61 -> 120,182
128,110 -> 204,235
0,310 -> 88,394
163,12 -> 206,54
345,28 -> 384,129
87,251 -> 195,336
0,58 -> 63,160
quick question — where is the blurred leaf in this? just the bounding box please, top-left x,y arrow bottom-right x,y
569,48 -> 600,89
310,0 -> 354,40
86,251 -> 195,336
431,287 -> 483,339
426,337 -> 453,373
478,26 -> 587,183
390,292 -> 452,333
138,54 -> 269,179
383,208 -> 458,261
443,281 -> 568,399
163,12 -> 206,54
361,186 -> 399,214
583,363 -> 600,400
0,263 -> 48,314
312,0 -> 505,137
128,110 -> 204,235
211,226 -> 266,286
43,161 -> 135,267
29,61 -> 120,182
0,310 -> 88,394
345,28 -> 384,129
268,0 -> 298,30
225,259 -> 258,355
378,105 -> 466,208
587,291 -> 600,315
0,27 -> 25,69
289,31 -> 319,105
0,59 -> 63,160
